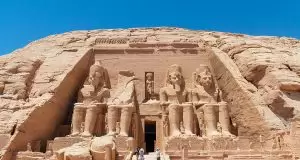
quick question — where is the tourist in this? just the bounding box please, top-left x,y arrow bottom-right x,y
135,147 -> 139,158
138,148 -> 144,160
156,148 -> 161,160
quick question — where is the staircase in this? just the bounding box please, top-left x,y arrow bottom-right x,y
144,152 -> 158,160
133,152 -> 160,160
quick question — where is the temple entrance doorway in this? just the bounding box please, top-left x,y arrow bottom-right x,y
145,121 -> 156,153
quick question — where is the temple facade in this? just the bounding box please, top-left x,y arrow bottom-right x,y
2,29 -> 299,160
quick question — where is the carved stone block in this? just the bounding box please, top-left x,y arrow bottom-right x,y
52,137 -> 85,152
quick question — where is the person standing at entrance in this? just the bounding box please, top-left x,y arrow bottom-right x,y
135,147 -> 139,159
156,148 -> 161,160
138,148 -> 144,160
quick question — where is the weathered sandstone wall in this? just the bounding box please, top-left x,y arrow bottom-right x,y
210,48 -> 285,137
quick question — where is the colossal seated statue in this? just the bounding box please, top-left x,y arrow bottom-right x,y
90,70 -> 137,160
71,60 -> 111,137
191,65 -> 232,137
160,64 -> 194,137
106,70 -> 137,137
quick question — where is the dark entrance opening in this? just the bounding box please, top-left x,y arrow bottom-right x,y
145,122 -> 156,153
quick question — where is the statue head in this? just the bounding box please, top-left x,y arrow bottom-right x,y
193,65 -> 213,88
165,64 -> 185,92
88,60 -> 111,90
146,72 -> 153,81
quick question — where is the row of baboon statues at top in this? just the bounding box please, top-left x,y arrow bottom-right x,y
70,60 -> 234,138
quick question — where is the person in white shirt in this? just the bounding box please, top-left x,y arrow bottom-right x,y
138,148 -> 144,160
156,148 -> 161,160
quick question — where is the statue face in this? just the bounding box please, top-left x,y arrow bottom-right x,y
88,71 -> 104,89
197,72 -> 212,88
146,73 -> 153,81
168,72 -> 182,86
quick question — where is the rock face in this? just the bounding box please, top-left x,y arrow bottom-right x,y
0,27 -> 300,159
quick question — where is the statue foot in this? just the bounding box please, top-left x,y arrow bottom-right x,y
81,132 -> 93,137
222,131 -> 235,137
170,130 -> 182,137
107,132 -> 117,136
119,132 -> 129,137
184,130 -> 195,136
208,131 -> 221,137
70,132 -> 80,136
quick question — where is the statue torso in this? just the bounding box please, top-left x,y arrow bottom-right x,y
161,86 -> 187,104
192,86 -> 216,103
79,85 -> 110,104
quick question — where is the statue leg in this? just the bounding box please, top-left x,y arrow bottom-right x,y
94,104 -> 106,136
219,102 -> 232,136
104,146 -> 112,160
203,104 -> 220,137
195,109 -> 205,136
107,106 -> 118,135
162,114 -> 169,137
71,103 -> 85,136
182,103 -> 194,135
120,105 -> 133,137
168,104 -> 181,137
82,104 -> 99,137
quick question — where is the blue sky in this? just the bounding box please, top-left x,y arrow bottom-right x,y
0,0 -> 299,55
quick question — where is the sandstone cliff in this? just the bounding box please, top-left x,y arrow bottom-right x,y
0,27 -> 299,159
